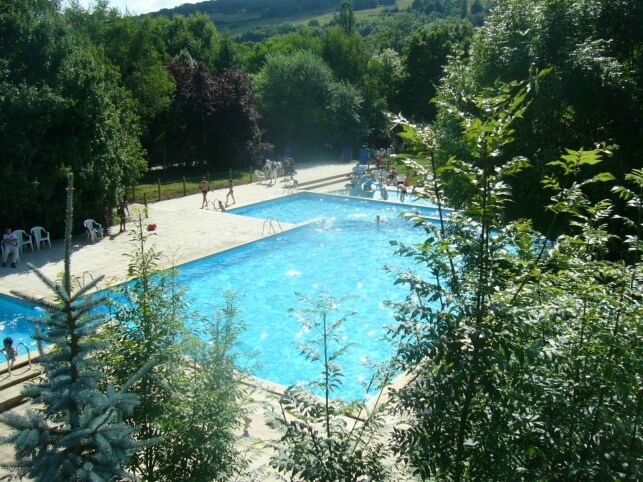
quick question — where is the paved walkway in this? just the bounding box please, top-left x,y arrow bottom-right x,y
0,163 -> 350,299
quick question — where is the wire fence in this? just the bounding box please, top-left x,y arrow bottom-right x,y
128,168 -> 258,204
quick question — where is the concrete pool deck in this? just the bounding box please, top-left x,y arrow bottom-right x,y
0,163 -> 351,300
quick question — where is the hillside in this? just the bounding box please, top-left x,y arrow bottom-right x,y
151,0 -> 415,34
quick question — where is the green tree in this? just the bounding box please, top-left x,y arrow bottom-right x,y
322,27 -> 369,85
100,216 -> 190,480
253,50 -> 365,158
434,0 -> 643,235
401,19 -> 473,122
0,0 -> 146,235
388,82 -> 642,479
156,293 -> 252,481
0,174 -> 151,481
101,217 -> 249,480
239,29 -> 323,74
338,0 -> 356,35
214,31 -> 237,72
269,292 -> 391,481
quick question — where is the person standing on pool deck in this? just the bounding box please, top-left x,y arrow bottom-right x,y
200,177 -> 210,209
270,160 -> 278,185
226,179 -> 235,206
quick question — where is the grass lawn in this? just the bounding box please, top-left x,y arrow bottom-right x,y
130,170 -> 254,204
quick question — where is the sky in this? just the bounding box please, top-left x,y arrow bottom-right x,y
67,0 -> 200,15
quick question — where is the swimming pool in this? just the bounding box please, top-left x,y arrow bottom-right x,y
229,191 -> 442,224
2,193 -> 437,400
331,187 -> 446,207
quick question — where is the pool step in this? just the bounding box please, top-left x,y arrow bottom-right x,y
0,367 -> 43,413
298,173 -> 351,191
304,177 -> 351,191
297,172 -> 351,188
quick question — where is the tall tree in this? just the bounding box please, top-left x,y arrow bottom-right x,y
253,50 -> 365,159
0,0 -> 145,235
389,83 -> 642,480
434,0 -> 643,234
0,174 -> 151,481
164,60 -> 259,169
100,216 -> 190,480
338,0 -> 356,35
401,19 -> 473,122
270,292 -> 392,481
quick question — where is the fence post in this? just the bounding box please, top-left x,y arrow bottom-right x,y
229,168 -> 232,181
157,178 -> 161,202
183,176 -> 186,196
132,185 -> 135,203
206,171 -> 210,184
143,193 -> 148,218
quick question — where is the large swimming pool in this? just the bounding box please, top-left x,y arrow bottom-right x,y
1,193 -> 436,400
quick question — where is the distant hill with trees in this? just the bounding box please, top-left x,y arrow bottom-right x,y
149,0 -> 483,34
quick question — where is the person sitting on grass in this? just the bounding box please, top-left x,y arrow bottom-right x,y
2,228 -> 19,268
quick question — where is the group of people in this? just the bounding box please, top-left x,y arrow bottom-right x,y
2,228 -> 19,268
200,177 -> 235,211
264,159 -> 283,185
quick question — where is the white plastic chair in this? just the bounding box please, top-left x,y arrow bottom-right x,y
13,230 -> 33,253
30,226 -> 51,250
254,170 -> 266,185
83,219 -> 104,242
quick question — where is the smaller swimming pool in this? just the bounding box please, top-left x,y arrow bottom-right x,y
332,188 -> 447,208
229,191 -> 444,224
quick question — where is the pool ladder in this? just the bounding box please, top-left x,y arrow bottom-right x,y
262,219 -> 283,236
71,270 -> 95,290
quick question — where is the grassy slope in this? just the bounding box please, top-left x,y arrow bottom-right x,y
207,0 -> 416,34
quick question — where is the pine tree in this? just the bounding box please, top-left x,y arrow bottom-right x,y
0,173 -> 152,481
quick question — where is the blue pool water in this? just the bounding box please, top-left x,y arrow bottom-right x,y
331,188 -> 447,207
1,193 -> 438,400
0,294 -> 43,353
229,191 -> 441,224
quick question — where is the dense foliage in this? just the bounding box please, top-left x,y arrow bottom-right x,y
388,83 -> 642,480
253,50 -> 365,159
433,0 -> 643,235
0,0 -> 145,235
